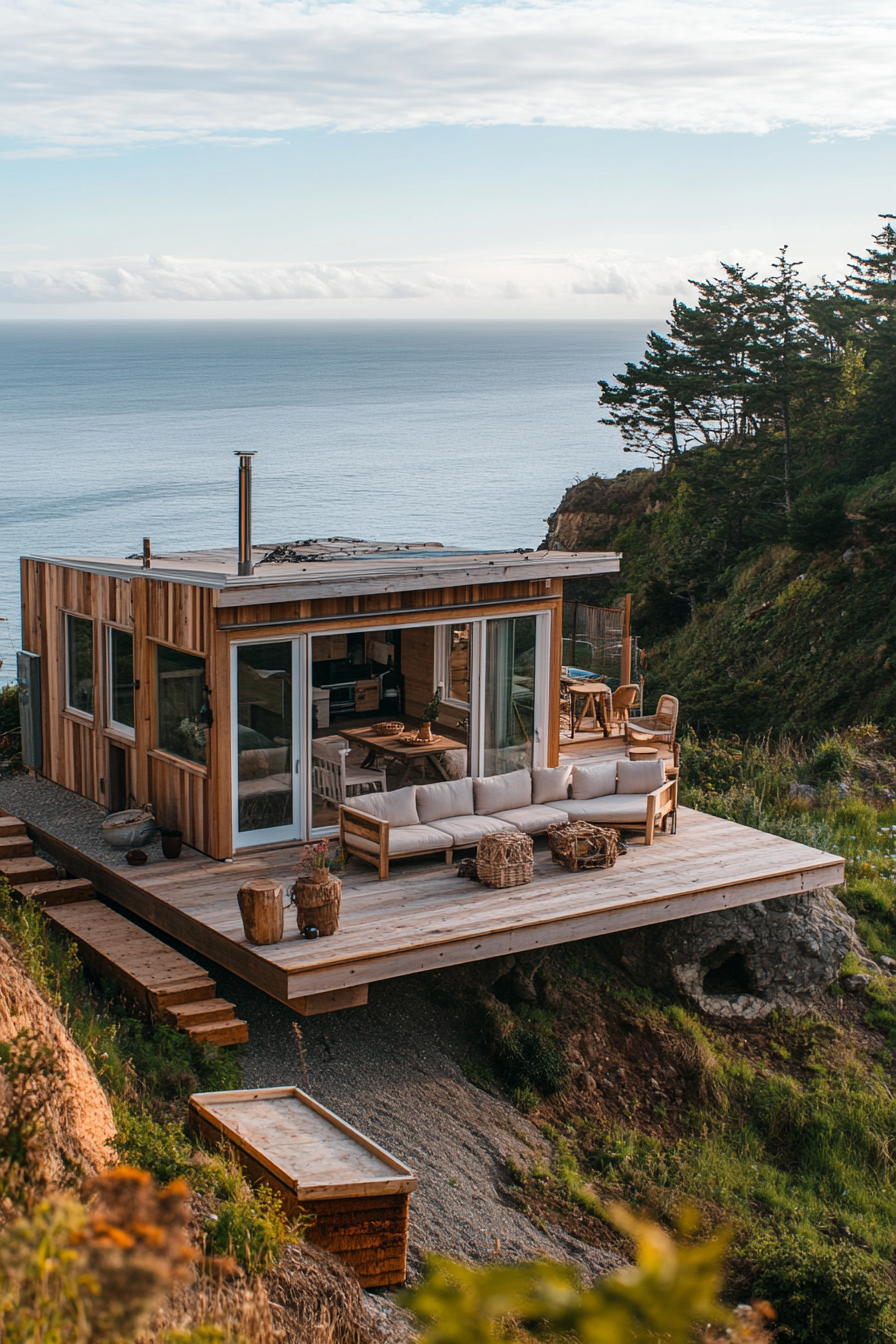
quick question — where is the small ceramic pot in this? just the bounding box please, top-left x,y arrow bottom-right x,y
160,829 -> 183,860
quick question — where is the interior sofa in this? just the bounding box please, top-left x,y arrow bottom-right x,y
339,759 -> 677,879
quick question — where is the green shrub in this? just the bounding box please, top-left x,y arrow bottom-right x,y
0,684 -> 19,738
494,1022 -> 567,1095
204,1183 -> 295,1275
751,1238 -> 896,1344
799,736 -> 856,786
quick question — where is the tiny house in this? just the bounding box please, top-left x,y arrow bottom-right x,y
19,463 -> 619,860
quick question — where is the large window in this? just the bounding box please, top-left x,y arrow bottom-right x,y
65,616 -> 94,716
156,646 -> 208,765
483,616 -> 537,775
438,623 -> 471,707
108,628 -> 135,733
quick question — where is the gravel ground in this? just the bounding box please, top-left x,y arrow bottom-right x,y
0,773 -> 621,1283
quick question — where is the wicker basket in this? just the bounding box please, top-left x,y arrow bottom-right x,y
476,831 -> 534,888
370,722 -> 404,737
547,821 -> 618,872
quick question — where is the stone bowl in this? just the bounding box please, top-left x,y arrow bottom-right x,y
101,809 -> 157,850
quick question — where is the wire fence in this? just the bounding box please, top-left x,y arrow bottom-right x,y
562,601 -> 642,710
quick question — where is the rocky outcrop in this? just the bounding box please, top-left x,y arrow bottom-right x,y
540,470 -> 656,553
0,934 -> 115,1187
604,889 -> 873,1020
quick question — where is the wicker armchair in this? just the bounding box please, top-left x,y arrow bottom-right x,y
610,684 -> 640,727
624,694 -> 679,746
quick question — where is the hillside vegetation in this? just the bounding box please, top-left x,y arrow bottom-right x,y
546,216 -> 896,736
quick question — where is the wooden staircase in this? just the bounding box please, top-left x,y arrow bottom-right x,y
0,814 -> 247,1046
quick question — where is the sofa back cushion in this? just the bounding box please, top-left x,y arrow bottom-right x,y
416,777 -> 474,824
473,770 -> 532,815
348,785 -> 419,828
616,759 -> 666,794
571,762 -> 617,800
532,765 -> 573,805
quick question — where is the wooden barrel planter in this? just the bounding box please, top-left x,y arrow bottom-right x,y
293,875 -> 341,936
238,879 -> 285,945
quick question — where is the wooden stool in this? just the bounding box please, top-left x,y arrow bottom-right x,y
627,745 -> 659,762
238,879 -> 285,945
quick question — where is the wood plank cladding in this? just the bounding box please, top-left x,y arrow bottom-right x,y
22,557 -> 561,859
21,560 -> 215,854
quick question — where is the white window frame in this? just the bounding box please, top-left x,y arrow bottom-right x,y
64,612 -> 94,720
230,608 -> 554,846
468,611 -> 552,777
231,636 -> 307,851
434,623 -> 473,711
106,625 -> 136,739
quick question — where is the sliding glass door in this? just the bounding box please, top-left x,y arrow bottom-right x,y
232,639 -> 305,847
471,612 -> 551,777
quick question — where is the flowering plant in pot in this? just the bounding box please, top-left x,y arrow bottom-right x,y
295,839 -> 347,884
418,689 -> 441,743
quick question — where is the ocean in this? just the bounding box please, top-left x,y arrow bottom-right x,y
0,319 -> 653,677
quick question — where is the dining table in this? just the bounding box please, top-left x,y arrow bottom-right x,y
337,724 -> 469,786
562,677 -> 612,738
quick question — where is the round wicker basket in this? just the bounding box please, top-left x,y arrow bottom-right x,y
476,831 -> 534,888
370,721 -> 405,737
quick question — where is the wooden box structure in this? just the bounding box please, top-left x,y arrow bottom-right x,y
18,536 -> 621,859
188,1086 -> 417,1286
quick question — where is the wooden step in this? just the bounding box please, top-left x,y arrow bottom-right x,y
0,817 -> 27,837
185,1018 -> 249,1046
0,835 -> 36,860
163,997 -> 237,1028
44,901 -> 236,1040
0,856 -> 57,884
12,877 -> 95,907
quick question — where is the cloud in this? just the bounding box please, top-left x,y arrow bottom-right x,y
0,249 -> 777,306
1,0 -> 896,153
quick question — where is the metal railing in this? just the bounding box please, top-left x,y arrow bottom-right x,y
562,601 -> 642,711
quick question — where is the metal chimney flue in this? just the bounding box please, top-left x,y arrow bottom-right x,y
235,451 -> 257,576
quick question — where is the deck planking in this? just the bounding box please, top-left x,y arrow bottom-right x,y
24,806 -> 844,1012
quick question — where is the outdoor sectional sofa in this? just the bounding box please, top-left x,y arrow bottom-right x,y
339,759 -> 677,879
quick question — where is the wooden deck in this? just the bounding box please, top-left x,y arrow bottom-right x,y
24,804 -> 844,1016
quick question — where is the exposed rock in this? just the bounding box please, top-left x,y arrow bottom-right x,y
789,782 -> 818,802
842,974 -> 873,993
603,888 -> 874,1020
0,934 -> 115,1187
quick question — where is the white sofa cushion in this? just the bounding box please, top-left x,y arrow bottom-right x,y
350,823 -> 453,857
416,777 -> 474,824
560,795 -> 650,823
473,770 -> 532,815
492,804 -> 569,834
571,762 -> 618,800
348,785 -> 419,828
427,815 -> 509,847
616,760 -> 666,794
531,765 -> 573,805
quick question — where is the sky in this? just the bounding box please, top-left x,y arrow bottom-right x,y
2,0 -> 896,319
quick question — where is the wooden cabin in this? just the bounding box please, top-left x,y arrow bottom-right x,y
18,536 -> 620,860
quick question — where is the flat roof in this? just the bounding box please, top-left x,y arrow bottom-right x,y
23,538 -> 620,604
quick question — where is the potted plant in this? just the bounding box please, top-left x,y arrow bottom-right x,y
418,689 -> 441,743
295,839 -> 346,885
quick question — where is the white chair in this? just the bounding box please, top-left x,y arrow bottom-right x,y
311,736 -> 387,805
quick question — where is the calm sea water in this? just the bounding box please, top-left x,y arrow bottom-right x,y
0,319 -> 653,679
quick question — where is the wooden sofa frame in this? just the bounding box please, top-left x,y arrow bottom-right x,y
339,776 -> 678,879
